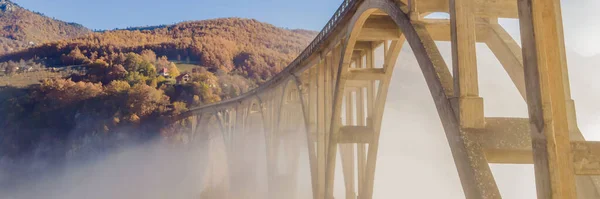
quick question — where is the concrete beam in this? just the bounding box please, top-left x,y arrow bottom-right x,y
421,19 -> 490,42
572,142 -> 600,175
358,16 -> 401,41
348,68 -> 386,81
398,0 -> 518,18
354,41 -> 373,51
476,118 -> 600,175
338,126 -> 373,144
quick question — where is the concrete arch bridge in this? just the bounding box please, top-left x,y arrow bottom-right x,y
170,0 -> 600,198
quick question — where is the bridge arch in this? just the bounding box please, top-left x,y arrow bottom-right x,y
171,0 -> 597,198
197,112 -> 231,199
321,3 -> 401,199
269,78 -> 307,197
324,1 -> 494,199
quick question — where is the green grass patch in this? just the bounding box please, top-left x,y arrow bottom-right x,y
174,63 -> 203,73
0,70 -> 70,88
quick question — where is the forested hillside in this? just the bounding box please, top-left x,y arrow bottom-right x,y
0,0 -> 91,54
1,18 -> 316,83
0,17 -> 317,163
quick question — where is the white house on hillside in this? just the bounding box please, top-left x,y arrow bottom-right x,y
158,67 -> 169,77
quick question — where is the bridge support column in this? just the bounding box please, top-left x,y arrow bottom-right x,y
518,0 -> 578,198
317,54 -> 328,199
484,10 -> 600,198
448,0 -> 501,198
340,91 -> 356,199
261,95 -> 278,199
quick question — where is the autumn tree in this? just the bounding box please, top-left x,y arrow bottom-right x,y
85,60 -> 108,81
155,56 -> 180,78
140,49 -> 157,63
186,69 -> 222,104
217,72 -> 254,99
125,71 -> 149,86
4,60 -> 18,75
105,80 -> 131,94
124,52 -> 144,72
61,47 -> 89,65
107,64 -> 128,82
124,52 -> 156,77
36,78 -> 104,110
171,101 -> 188,115
170,63 -> 180,77
126,84 -> 170,118
156,56 -> 170,69
82,60 -> 125,84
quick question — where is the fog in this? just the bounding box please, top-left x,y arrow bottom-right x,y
1,1 -> 600,198
0,140 -> 210,199
365,42 -> 531,199
0,114 -> 313,199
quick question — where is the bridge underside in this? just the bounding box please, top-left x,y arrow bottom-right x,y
170,0 -> 600,198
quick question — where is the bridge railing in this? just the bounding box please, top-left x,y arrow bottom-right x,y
181,0 -> 361,116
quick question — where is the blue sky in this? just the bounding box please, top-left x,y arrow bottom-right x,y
12,0 -> 343,31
